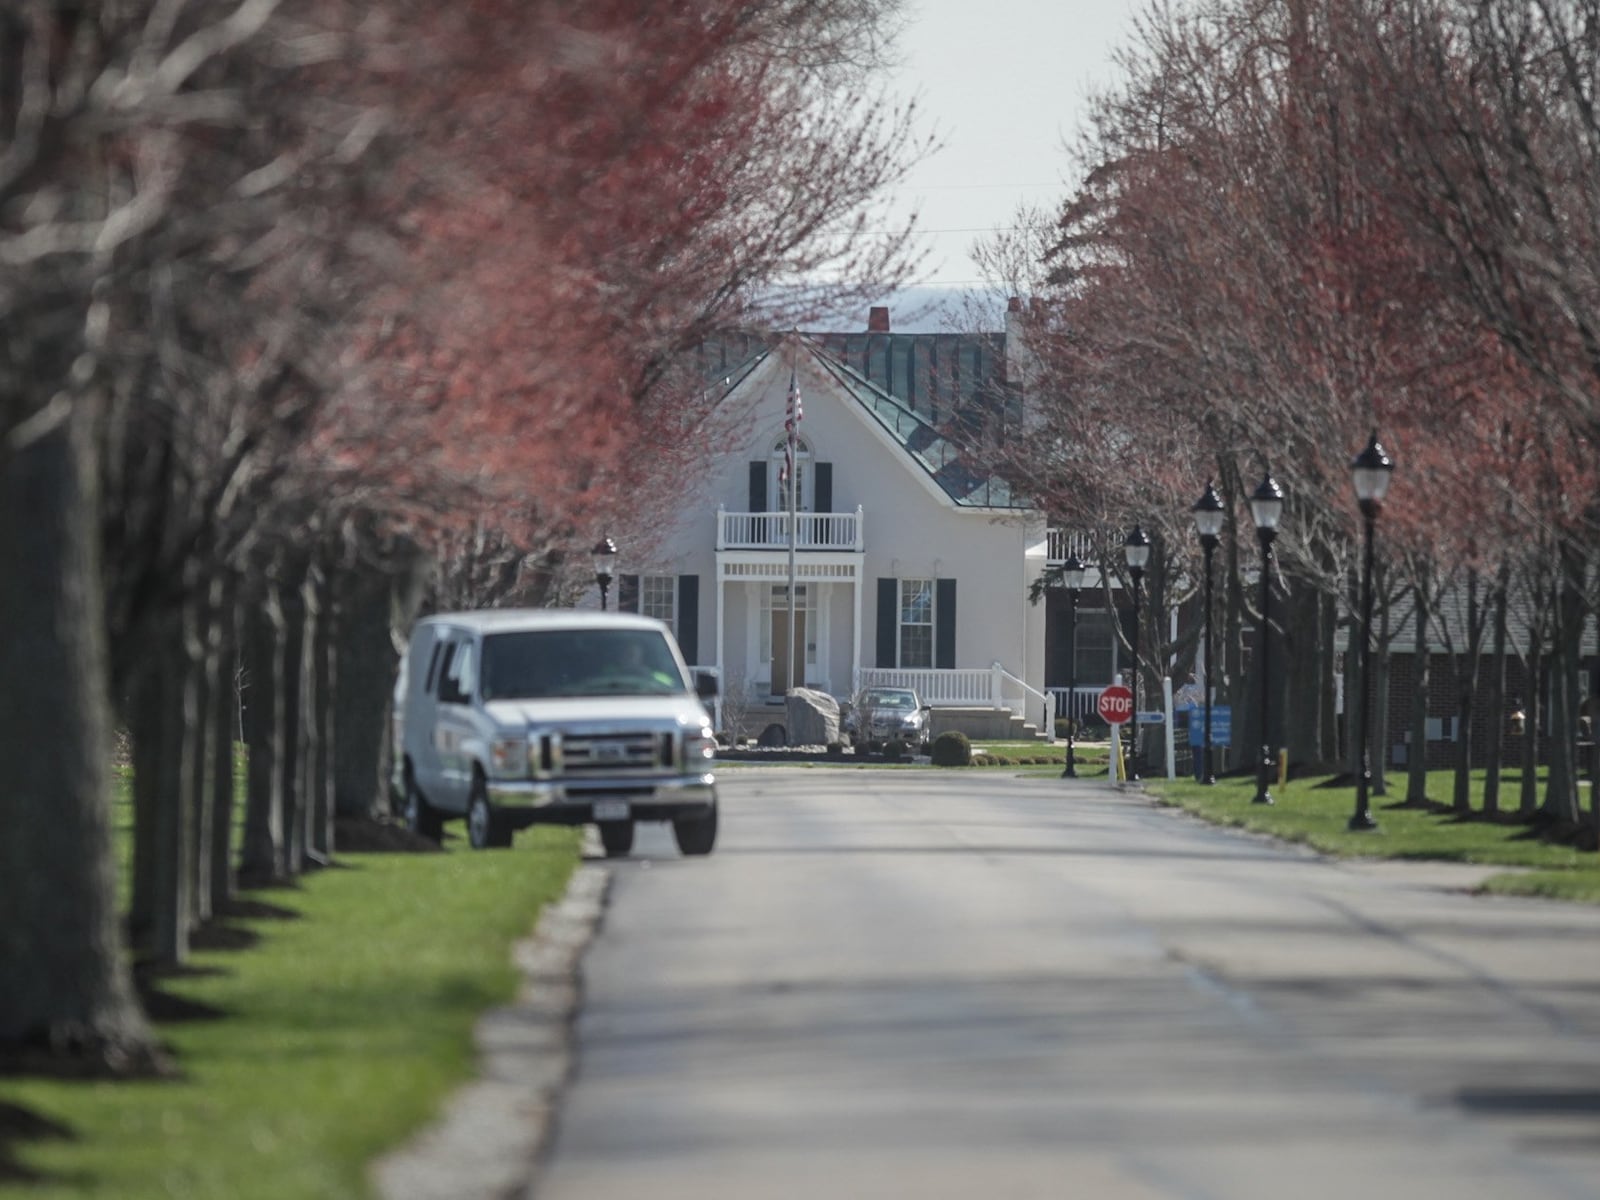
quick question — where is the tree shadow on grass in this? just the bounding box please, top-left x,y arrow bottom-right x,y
0,1101 -> 79,1187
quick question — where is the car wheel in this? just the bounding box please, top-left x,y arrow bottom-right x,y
404,770 -> 443,843
467,777 -> 512,849
597,820 -> 634,858
672,805 -> 718,856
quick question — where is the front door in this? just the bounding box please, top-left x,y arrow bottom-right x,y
771,608 -> 807,694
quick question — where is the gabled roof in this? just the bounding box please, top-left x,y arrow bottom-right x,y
694,329 -> 1028,510
694,328 -> 1014,427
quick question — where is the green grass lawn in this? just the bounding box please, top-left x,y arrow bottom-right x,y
1145,768 -> 1600,904
6,814 -> 580,1199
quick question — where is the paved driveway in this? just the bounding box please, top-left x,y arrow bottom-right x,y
531,768 -> 1600,1199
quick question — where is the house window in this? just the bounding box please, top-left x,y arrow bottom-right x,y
641,575 -> 675,635
769,434 -> 812,512
1075,610 -> 1115,684
900,579 -> 934,668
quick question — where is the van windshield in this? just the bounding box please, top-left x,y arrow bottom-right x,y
479,629 -> 687,700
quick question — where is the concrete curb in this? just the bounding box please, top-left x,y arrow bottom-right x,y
371,863 -> 610,1200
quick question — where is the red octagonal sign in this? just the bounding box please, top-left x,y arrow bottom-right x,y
1096,684 -> 1134,725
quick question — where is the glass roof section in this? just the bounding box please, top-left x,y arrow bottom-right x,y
803,341 -> 1024,509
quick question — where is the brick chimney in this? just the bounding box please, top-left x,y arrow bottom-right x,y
868,306 -> 890,333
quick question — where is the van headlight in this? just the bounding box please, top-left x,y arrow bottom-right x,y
682,725 -> 717,773
489,736 -> 529,778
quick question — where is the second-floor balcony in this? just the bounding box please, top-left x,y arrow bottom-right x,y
717,506 -> 864,552
1046,528 -> 1093,564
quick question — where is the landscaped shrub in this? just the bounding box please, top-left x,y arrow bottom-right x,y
931,730 -> 972,767
883,738 -> 908,761
1055,717 -> 1075,740
826,742 -> 844,758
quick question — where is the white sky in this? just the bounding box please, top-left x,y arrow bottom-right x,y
883,0 -> 1143,291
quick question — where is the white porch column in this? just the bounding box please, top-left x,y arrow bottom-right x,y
715,559 -> 726,724
716,504 -> 726,551
853,505 -> 865,551
991,661 -> 1003,710
852,564 -> 863,700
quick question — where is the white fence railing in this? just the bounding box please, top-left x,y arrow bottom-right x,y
718,506 -> 864,552
854,667 -> 995,706
855,663 -> 1054,715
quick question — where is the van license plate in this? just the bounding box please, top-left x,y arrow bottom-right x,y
593,799 -> 630,822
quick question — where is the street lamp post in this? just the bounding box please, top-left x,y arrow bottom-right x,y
1123,526 -> 1151,779
1060,552 -> 1088,779
1249,473 -> 1284,806
1191,482 -> 1225,784
592,536 -> 619,611
1349,431 -> 1394,831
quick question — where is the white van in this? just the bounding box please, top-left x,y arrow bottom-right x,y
394,609 -> 719,858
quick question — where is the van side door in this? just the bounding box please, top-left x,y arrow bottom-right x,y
433,635 -> 479,813
403,626 -> 447,803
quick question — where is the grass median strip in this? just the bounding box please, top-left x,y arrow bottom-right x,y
1145,769 -> 1600,904
4,826 -> 581,1200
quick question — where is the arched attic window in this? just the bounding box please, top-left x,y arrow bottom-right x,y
768,433 -> 814,513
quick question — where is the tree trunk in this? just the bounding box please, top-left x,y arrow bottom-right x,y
1282,572 -> 1324,769
1452,570 -> 1480,815
1482,565 -> 1509,816
208,587 -> 240,915
306,560 -> 337,861
0,405 -> 162,1071
1406,581 -> 1430,804
240,584 -> 288,885
333,545 -> 429,818
280,569 -> 309,877
189,577 -> 224,927
1521,637 -> 1542,817
1543,551 -> 1585,824
1373,612 -> 1392,796
128,613 -> 197,968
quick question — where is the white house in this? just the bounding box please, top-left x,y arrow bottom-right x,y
609,329 -> 1058,739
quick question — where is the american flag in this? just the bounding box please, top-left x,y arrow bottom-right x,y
779,367 -> 802,484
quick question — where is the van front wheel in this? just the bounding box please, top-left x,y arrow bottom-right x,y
467,778 -> 512,849
673,805 -> 718,856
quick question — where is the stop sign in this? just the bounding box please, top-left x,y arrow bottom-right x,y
1096,684 -> 1134,725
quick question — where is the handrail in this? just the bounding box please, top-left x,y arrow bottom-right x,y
995,662 -> 1051,729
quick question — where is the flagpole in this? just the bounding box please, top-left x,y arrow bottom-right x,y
787,369 -> 799,695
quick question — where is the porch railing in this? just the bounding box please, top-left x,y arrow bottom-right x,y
718,506 -> 864,552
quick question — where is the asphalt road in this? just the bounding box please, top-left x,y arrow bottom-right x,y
529,767 -> 1600,1200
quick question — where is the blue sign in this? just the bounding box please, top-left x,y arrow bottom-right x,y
1187,705 -> 1232,747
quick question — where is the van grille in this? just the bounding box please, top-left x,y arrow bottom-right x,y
560,731 -> 664,774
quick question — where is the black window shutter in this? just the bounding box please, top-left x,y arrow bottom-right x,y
749,462 -> 767,512
677,575 -> 699,664
814,463 -> 832,514
936,579 -> 957,669
618,574 -> 639,613
876,579 -> 897,668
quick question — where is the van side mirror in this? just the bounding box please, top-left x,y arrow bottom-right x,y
694,669 -> 720,700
